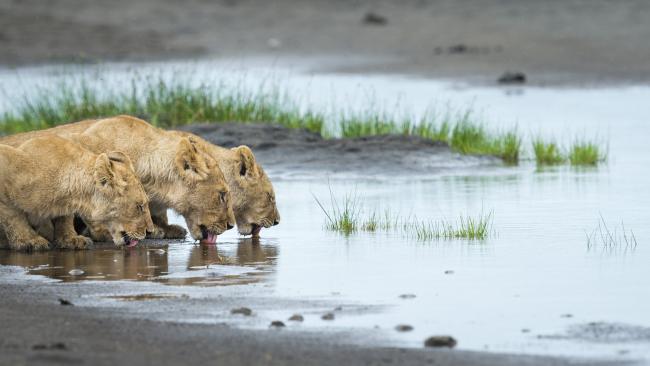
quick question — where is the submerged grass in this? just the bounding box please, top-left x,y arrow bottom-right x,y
313,190 -> 493,240
586,215 -> 637,253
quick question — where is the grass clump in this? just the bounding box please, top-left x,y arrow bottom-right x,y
408,213 -> 493,240
568,140 -> 606,165
451,120 -> 521,164
586,215 -> 637,253
532,138 -> 565,165
313,190 -> 361,236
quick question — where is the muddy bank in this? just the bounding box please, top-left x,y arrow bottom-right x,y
180,123 -> 498,176
0,268 -> 623,366
2,0 -> 650,85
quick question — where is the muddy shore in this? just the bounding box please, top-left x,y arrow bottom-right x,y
0,266 -> 625,366
179,123 -> 499,177
2,0 -> 650,85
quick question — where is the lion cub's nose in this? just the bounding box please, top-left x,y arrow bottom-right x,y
273,220 -> 279,226
227,223 -> 234,230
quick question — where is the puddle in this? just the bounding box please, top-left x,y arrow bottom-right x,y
0,59 -> 649,362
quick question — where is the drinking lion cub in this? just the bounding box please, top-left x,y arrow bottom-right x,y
0,135 -> 153,251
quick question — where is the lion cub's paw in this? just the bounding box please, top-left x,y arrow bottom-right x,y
146,226 -> 166,239
11,236 -> 51,251
164,224 -> 188,239
57,235 -> 93,250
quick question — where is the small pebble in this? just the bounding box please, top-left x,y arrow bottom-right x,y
444,270 -> 454,275
321,313 -> 335,321
398,294 -> 416,299
68,269 -> 84,276
395,324 -> 414,332
424,336 -> 457,348
58,298 -> 73,306
333,306 -> 343,311
362,12 -> 388,25
231,307 -> 252,316
288,314 -> 304,322
270,320 -> 285,328
561,313 -> 573,318
521,328 -> 531,333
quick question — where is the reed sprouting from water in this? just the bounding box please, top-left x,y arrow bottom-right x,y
313,190 -> 493,240
586,215 -> 638,253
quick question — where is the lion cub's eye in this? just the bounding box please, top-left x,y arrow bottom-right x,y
137,203 -> 145,213
219,191 -> 227,204
267,193 -> 275,203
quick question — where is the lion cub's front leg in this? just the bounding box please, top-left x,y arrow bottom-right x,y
53,216 -> 93,250
0,203 -> 50,251
149,206 -> 187,239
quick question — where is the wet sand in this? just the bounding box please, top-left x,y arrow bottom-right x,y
1,0 -> 650,85
0,266 -> 625,366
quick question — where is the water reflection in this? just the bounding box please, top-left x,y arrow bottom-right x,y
0,239 -> 277,286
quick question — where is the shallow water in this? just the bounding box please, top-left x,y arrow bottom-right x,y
0,59 -> 649,362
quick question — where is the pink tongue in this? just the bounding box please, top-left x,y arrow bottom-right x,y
127,239 -> 139,248
201,233 -> 217,244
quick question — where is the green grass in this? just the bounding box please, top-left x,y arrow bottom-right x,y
532,138 -> 565,165
313,190 -> 493,240
568,140 -> 607,165
0,76 -> 525,163
450,120 -> 521,164
0,78 -> 326,134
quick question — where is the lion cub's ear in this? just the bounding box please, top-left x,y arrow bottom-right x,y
232,145 -> 259,178
175,137 -> 209,181
94,153 -> 116,189
106,151 -> 135,171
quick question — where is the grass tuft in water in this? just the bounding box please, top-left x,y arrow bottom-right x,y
532,138 -> 565,165
450,120 -> 521,164
568,139 -> 607,165
314,189 -> 493,240
586,215 -> 637,253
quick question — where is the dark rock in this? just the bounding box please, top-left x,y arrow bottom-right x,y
560,313 -> 573,318
333,306 -> 343,311
521,328 -> 531,333
444,270 -> 454,274
231,307 -> 252,316
58,298 -> 73,306
398,294 -> 416,299
395,324 -> 414,332
270,320 -> 285,328
321,313 -> 335,320
363,12 -> 388,25
424,336 -> 457,348
497,72 -> 526,84
288,314 -> 304,322
448,44 -> 467,54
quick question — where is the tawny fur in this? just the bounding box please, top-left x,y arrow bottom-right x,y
0,135 -> 152,251
0,116 -> 235,241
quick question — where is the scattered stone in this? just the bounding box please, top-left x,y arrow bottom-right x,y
497,72 -> 526,84
561,313 -> 573,318
362,12 -> 388,25
398,294 -> 416,299
424,336 -> 457,348
231,307 -> 252,316
395,324 -> 414,332
321,313 -> 335,321
444,270 -> 454,275
521,328 -> 531,333
58,298 -> 73,306
68,269 -> 84,276
32,342 -> 67,351
270,320 -> 285,328
448,44 -> 468,54
334,306 -> 343,311
288,314 -> 304,322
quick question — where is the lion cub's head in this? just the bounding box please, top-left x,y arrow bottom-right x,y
90,151 -> 154,247
229,146 -> 280,236
172,138 -> 235,243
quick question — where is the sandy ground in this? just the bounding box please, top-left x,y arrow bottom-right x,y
1,0 -> 650,85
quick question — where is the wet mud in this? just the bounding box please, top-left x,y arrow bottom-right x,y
180,123 -> 497,176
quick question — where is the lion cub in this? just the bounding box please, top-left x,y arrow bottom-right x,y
0,135 -> 153,251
